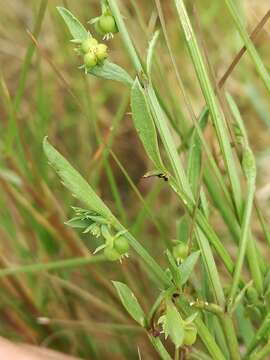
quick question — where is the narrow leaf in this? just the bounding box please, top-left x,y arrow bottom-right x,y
179,251 -> 200,286
131,78 -> 164,169
57,7 -> 88,41
88,61 -> 133,86
43,137 -> 112,219
146,30 -> 160,79
113,281 -> 146,327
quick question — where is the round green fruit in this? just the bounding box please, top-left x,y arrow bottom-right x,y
84,52 -> 97,69
114,236 -> 129,255
246,287 -> 259,303
96,43 -> 108,61
81,37 -> 98,53
104,247 -> 121,261
172,242 -> 189,261
99,15 -> 117,34
94,21 -> 105,35
183,325 -> 197,346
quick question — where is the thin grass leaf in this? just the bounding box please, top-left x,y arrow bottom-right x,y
43,137 -> 112,219
88,61 -> 133,86
113,281 -> 146,327
223,0 -> 270,95
146,30 -> 160,79
131,78 -> 164,169
57,6 -> 89,41
173,0 -> 242,215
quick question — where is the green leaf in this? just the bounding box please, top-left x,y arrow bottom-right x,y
146,30 -> 160,79
113,281 -> 146,327
166,250 -> 181,287
88,60 -> 133,86
65,217 -> 93,229
179,251 -> 200,286
166,302 -> 184,348
57,7 -> 89,41
131,78 -> 164,169
43,137 -> 112,220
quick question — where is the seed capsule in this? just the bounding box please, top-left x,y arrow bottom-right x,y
114,236 -> 129,255
104,247 -> 121,261
99,15 -> 118,34
84,52 -> 97,69
81,37 -> 98,53
172,242 -> 189,261
183,324 -> 197,346
96,43 -> 108,61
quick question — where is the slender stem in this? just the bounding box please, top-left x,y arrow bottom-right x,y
0,255 -> 105,278
228,180 -> 256,304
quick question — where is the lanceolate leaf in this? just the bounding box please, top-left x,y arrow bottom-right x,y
88,60 -> 133,86
113,281 -> 146,327
179,251 -> 200,286
131,78 -> 164,169
166,302 -> 184,348
43,137 -> 112,220
57,7 -> 89,41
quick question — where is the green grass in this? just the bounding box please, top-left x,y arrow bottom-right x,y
0,0 -> 270,359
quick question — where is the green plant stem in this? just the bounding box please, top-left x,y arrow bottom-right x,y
228,180 -> 256,305
149,335 -> 173,360
250,339 -> 270,360
0,255 -> 105,278
173,0 -> 242,215
223,0 -> 270,95
245,312 -> 270,357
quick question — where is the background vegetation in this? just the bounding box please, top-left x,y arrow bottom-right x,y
0,0 -> 270,359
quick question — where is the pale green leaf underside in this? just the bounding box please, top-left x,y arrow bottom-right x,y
88,60 -> 133,86
57,6 -> 88,41
131,78 -> 164,169
166,303 -> 184,348
146,30 -> 160,79
43,137 -> 112,219
113,281 -> 146,327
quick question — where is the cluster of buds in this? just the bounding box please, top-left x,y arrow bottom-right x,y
80,37 -> 108,70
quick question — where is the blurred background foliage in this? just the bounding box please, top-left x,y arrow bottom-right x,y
0,0 -> 270,358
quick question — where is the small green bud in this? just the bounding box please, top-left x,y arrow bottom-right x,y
94,21 -> 106,35
104,247 -> 121,261
172,242 -> 189,261
183,324 -> 197,346
81,38 -> 98,53
96,43 -> 108,61
99,15 -> 118,34
114,236 -> 129,255
246,287 -> 259,303
84,52 -> 97,69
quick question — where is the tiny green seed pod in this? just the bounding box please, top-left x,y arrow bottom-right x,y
81,37 -> 98,53
96,43 -> 108,61
84,52 -> 97,69
98,15 -> 118,34
114,236 -> 129,255
94,21 -> 106,35
104,247 -> 121,261
183,324 -> 197,346
246,287 -> 259,303
172,242 -> 189,261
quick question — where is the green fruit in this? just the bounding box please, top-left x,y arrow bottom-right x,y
84,52 -> 97,69
96,43 -> 108,61
81,38 -> 98,53
172,242 -> 189,261
114,236 -> 129,255
94,21 -> 105,35
104,247 -> 121,261
183,325 -> 197,346
246,287 -> 259,303
98,15 -> 117,34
